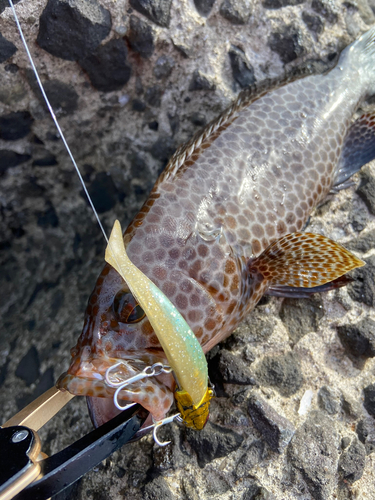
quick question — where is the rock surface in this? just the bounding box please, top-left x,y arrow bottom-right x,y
0,1 -> 375,499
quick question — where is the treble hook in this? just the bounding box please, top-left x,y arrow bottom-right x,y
142,413 -> 181,446
105,362 -> 173,412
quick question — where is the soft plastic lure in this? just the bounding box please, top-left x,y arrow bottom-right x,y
105,220 -> 214,430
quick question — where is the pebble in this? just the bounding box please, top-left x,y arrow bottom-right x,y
235,440 -> 266,477
318,385 -> 341,415
153,55 -> 175,79
26,76 -> 79,116
288,411 -> 339,500
337,318 -> 375,359
346,229 -> 375,253
338,436 -> 366,483
127,15 -> 155,59
218,349 -> 256,385
248,394 -> 295,453
255,352 -> 304,396
15,345 -> 40,386
356,417 -> 375,455
302,11 -> 324,34
189,70 -> 216,91
129,0 -> 172,27
194,0 -> 216,16
37,0 -> 111,61
143,475 -> 174,500
311,0 -> 338,24
242,480 -> 275,500
78,39 -> 132,92
348,255 -> 375,307
279,296 -> 324,344
0,150 -> 31,174
268,25 -> 305,64
0,32 -> 17,63
82,172 -> 120,214
363,383 -> 375,417
0,111 -> 33,141
219,0 -> 252,25
185,421 -> 243,468
357,165 -> 375,215
16,367 -> 54,410
228,45 -> 256,88
263,0 -> 305,8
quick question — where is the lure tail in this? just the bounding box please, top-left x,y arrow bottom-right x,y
248,232 -> 364,298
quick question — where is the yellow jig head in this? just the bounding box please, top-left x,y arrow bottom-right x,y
175,387 -> 214,430
105,220 -> 213,426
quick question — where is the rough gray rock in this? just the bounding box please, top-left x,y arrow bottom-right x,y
0,150 -> 31,174
219,0 -> 252,24
318,385 -> 341,415
247,394 -> 295,453
0,111 -> 33,140
302,11 -> 324,34
234,440 -> 266,477
338,436 -> 366,483
217,349 -> 255,385
0,32 -> 17,63
346,229 -> 375,253
348,255 -> 375,307
279,296 -> 324,344
189,70 -> 216,91
255,352 -> 304,396
193,0 -> 216,16
14,345 -> 40,386
26,75 -> 79,116
143,475 -> 174,500
242,480 -> 275,500
357,165 -> 375,215
311,0 -> 338,23
363,383 -> 375,417
129,0 -> 172,27
229,45 -> 256,88
78,39 -> 132,92
153,55 -> 175,79
337,318 -> 375,359
356,417 -> 375,455
288,411 -> 339,500
263,0 -> 305,8
1,2 -> 375,499
185,421 -> 243,468
126,15 -> 155,59
268,25 -> 305,64
37,0 -> 112,61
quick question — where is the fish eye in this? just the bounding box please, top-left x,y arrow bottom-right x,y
113,291 -> 145,324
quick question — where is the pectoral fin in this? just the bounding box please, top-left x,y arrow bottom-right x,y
267,276 -> 354,298
248,232 -> 364,290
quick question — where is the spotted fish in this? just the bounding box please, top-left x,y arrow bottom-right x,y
58,28 -> 375,426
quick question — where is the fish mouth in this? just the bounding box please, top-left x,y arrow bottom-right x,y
57,354 -> 175,422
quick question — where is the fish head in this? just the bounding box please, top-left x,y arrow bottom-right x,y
57,262 -> 175,423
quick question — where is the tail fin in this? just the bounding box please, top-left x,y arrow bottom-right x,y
341,27 -> 375,96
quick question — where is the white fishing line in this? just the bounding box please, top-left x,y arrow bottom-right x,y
8,0 -> 110,246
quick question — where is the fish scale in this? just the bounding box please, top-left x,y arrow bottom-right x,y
58,27 -> 375,426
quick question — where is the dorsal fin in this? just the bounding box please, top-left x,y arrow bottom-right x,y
160,74 -> 305,183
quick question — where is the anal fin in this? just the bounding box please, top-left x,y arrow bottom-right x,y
334,112 -> 375,189
248,232 -> 364,289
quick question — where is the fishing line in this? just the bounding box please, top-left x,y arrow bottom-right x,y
8,0 -> 110,247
